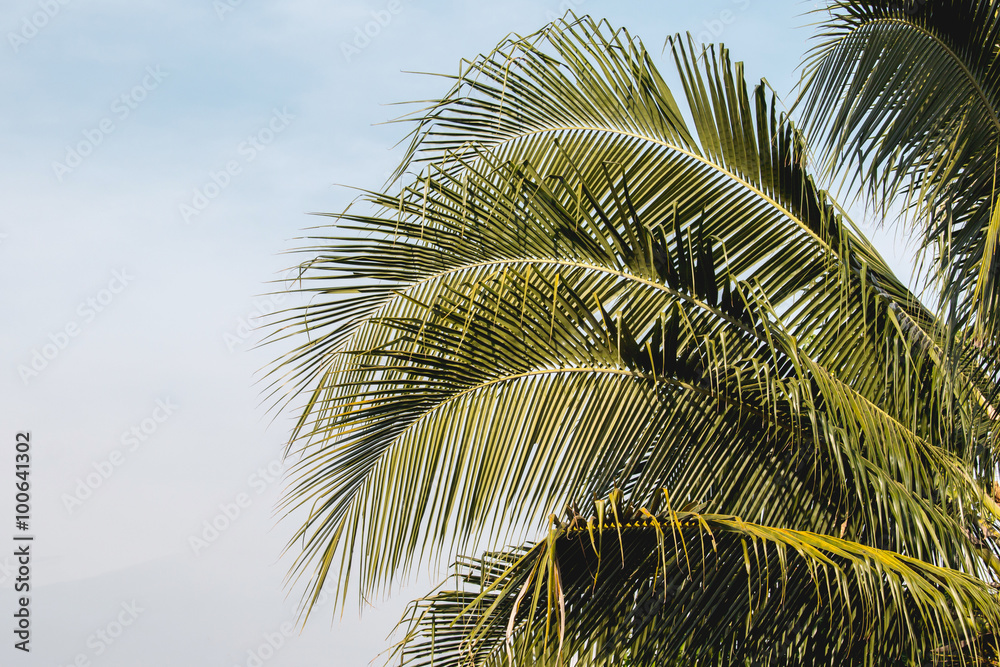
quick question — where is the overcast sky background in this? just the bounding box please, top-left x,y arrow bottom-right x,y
0,1 -> 916,665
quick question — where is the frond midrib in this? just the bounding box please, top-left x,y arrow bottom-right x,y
422,123 -> 841,258
833,15 -> 1000,139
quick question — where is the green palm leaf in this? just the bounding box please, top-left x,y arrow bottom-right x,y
266,15 -> 1000,656
797,0 -> 1000,355
393,492 -> 1000,666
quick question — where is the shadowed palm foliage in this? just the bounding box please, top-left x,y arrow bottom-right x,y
394,494 -> 1000,666
797,0 -> 1000,360
268,12 -> 1000,666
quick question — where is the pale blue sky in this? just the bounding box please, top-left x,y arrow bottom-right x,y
0,1 -> 915,665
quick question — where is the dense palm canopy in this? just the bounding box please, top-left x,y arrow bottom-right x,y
798,0 -> 1000,357
268,6 -> 1000,666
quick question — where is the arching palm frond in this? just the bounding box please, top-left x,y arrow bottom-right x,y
393,491 -> 1000,666
266,14 -> 1000,659
798,0 -> 1000,359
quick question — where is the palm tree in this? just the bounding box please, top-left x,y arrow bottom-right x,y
797,0 -> 1000,357
268,10 -> 1000,666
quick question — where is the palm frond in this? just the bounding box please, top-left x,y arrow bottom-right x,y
393,492 -> 1000,666
265,15 -> 999,623
797,0 -> 1000,353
